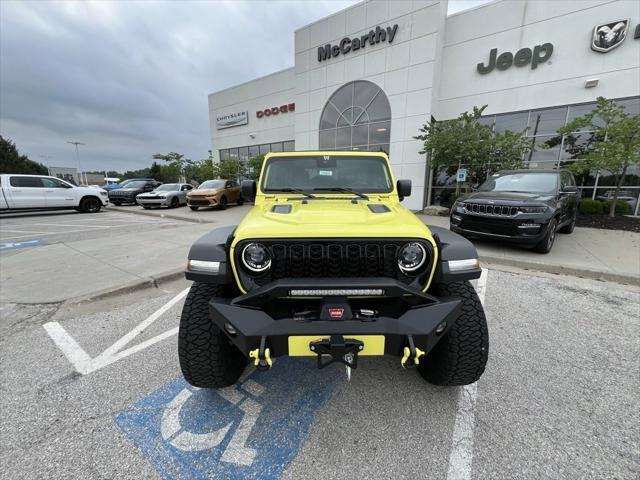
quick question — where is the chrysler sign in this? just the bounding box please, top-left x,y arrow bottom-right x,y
216,111 -> 248,130
318,24 -> 398,62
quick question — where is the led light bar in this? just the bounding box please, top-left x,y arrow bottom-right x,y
188,259 -> 220,273
447,258 -> 480,272
289,288 -> 385,297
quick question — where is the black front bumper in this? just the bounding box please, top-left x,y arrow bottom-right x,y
208,278 -> 462,359
450,212 -> 552,245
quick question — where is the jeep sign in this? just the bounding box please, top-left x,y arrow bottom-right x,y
477,43 -> 553,74
318,24 -> 398,62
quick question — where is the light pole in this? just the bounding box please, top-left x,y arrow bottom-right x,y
67,141 -> 86,185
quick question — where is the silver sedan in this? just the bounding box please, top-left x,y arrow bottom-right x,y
136,183 -> 194,209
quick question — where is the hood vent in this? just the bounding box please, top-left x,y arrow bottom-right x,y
271,204 -> 292,214
367,204 -> 390,213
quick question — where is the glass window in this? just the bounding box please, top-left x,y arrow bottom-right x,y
10,176 -> 43,187
259,144 -> 269,155
567,103 -> 596,129
283,141 -> 295,152
270,142 -> 283,152
261,155 -> 393,193
229,148 -> 239,160
477,116 -> 495,127
478,172 -> 558,193
238,147 -> 249,162
560,132 -> 599,161
319,80 -> 390,152
249,145 -> 260,158
41,177 -> 71,188
619,97 -> 640,116
219,150 -> 229,161
527,136 -> 560,164
528,107 -> 567,135
495,112 -> 529,133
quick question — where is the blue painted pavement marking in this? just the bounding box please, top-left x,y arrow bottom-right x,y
115,357 -> 341,480
0,239 -> 47,251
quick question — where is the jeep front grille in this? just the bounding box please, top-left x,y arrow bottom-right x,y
234,239 -> 434,289
464,203 -> 518,216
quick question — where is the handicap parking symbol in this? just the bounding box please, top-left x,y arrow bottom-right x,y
115,358 -> 341,479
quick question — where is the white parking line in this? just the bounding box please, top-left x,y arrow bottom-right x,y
446,268 -> 488,480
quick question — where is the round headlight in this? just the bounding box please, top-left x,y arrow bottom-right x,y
241,243 -> 271,273
397,242 -> 427,273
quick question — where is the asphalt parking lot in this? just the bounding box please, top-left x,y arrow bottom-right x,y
1,269 -> 638,479
0,209 -> 187,249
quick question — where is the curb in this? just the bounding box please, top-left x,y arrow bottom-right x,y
64,268 -> 187,304
106,205 -> 214,224
479,255 -> 640,286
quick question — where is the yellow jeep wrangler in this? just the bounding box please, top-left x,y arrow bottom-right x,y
179,151 -> 488,387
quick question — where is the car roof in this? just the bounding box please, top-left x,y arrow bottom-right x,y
496,169 -> 565,174
264,151 -> 389,160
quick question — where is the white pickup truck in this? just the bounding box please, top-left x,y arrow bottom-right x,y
0,174 -> 109,213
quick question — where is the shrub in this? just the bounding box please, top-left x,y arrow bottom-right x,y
605,199 -> 632,215
579,199 -> 604,215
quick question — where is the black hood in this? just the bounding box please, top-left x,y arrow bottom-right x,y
459,191 -> 554,204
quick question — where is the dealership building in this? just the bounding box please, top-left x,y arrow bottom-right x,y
208,0 -> 640,211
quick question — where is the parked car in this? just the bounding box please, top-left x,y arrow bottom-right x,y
450,169 -> 579,253
136,183 -> 193,209
108,179 -> 161,205
186,179 -> 243,211
596,189 -> 637,211
0,174 -> 108,213
179,151 -> 488,389
103,177 -> 156,191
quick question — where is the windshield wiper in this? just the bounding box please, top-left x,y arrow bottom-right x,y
277,188 -> 316,198
313,187 -> 369,200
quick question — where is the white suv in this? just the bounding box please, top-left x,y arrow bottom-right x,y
0,174 -> 109,213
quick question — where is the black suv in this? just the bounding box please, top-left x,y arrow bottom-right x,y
108,179 -> 161,205
450,169 -> 579,253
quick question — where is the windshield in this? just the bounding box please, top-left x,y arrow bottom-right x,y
199,180 -> 225,189
124,181 -> 147,189
155,184 -> 179,191
261,155 -> 392,193
478,173 -> 558,194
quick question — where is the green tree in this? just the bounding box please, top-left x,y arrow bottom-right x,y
556,97 -> 640,217
152,152 -> 195,182
213,159 -> 246,181
247,155 -> 265,181
0,136 -> 48,175
415,106 -> 530,194
149,162 -> 163,181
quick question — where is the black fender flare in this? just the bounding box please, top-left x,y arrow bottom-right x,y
185,225 -> 236,283
428,225 -> 481,283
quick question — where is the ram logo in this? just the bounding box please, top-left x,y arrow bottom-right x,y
591,19 -> 629,53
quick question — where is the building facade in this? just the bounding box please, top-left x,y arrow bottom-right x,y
209,0 -> 640,211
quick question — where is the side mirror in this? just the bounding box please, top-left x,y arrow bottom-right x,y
396,179 -> 412,201
561,185 -> 578,193
241,180 -> 256,200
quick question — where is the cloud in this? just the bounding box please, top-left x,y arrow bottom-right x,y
0,0 -> 357,172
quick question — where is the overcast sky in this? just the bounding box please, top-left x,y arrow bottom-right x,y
0,0 -> 490,173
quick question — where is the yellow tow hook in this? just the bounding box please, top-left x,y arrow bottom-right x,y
401,335 -> 425,369
249,336 -> 272,370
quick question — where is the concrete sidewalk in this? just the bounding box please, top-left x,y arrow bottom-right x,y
418,214 -> 640,285
1,210 -> 638,304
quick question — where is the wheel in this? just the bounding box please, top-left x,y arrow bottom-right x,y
189,206 -> 199,211
170,197 -> 179,208
533,218 -> 557,253
79,197 -> 102,213
558,213 -> 576,234
237,197 -> 244,206
219,196 -> 228,210
178,283 -> 247,388
418,281 -> 488,386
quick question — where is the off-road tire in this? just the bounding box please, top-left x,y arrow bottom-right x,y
178,283 -> 247,388
79,196 -> 102,213
170,197 -> 180,208
533,218 -> 557,253
418,281 -> 488,386
219,196 -> 228,210
558,213 -> 576,234
189,206 -> 199,211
